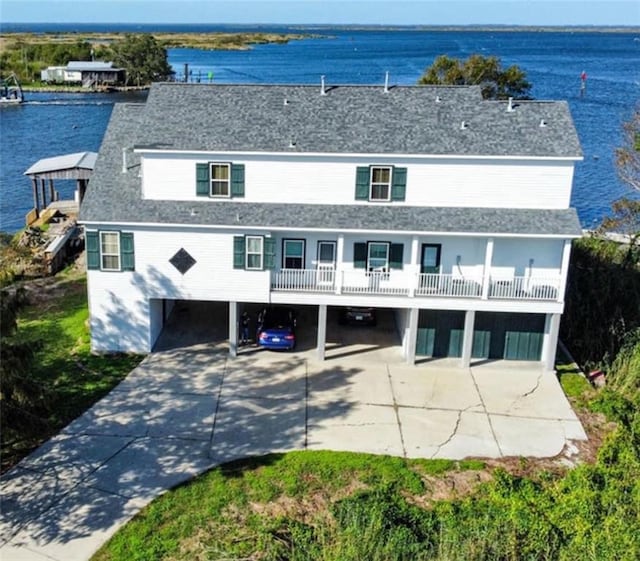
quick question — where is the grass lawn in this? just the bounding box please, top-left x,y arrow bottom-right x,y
1,269 -> 144,471
93,451 -> 489,561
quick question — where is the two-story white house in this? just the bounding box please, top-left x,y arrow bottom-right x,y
80,82 -> 582,369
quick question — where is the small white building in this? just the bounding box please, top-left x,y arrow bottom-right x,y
41,61 -> 125,87
80,82 -> 583,368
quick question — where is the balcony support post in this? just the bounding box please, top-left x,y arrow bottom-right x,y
482,237 -> 494,299
541,313 -> 561,371
317,304 -> 327,361
229,301 -> 238,358
406,308 -> 419,364
409,236 -> 419,297
558,239 -> 572,302
460,310 -> 476,368
336,234 -> 344,294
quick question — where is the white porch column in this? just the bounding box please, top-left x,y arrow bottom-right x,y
317,304 -> 327,361
558,239 -> 573,302
482,237 -> 494,299
406,308 -> 419,364
409,235 -> 420,297
335,234 -> 344,295
229,301 -> 238,358
542,313 -> 561,371
460,310 -> 476,368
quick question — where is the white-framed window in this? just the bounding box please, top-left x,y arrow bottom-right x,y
246,235 -> 264,270
210,162 -> 231,197
370,166 -> 392,201
100,231 -> 121,271
367,242 -> 390,272
283,239 -> 305,269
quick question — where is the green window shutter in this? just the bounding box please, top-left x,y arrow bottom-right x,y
233,236 -> 245,269
86,230 -> 99,270
196,163 -> 209,196
355,167 -> 369,200
389,243 -> 404,269
264,237 -> 276,270
230,164 -> 245,197
120,232 -> 135,271
353,242 -> 367,269
391,167 -> 407,201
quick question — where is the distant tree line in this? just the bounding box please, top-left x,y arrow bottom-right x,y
0,34 -> 172,86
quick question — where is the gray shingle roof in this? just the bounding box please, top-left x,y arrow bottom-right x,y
80,103 -> 582,237
133,82 -> 582,158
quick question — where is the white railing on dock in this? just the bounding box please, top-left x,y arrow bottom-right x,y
489,276 -> 560,300
416,274 -> 483,298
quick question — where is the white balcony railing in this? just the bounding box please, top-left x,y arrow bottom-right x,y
341,269 -> 410,296
416,274 -> 483,298
489,276 -> 560,301
270,269 -> 561,302
272,268 -> 336,292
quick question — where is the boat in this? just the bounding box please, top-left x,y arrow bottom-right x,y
1,73 -> 24,104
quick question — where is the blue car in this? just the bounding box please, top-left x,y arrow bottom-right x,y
257,306 -> 297,350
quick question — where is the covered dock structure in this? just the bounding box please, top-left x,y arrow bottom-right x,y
24,151 -> 96,226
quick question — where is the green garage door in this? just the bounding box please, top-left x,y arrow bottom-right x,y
448,329 -> 491,359
416,327 -> 435,357
504,331 -> 543,361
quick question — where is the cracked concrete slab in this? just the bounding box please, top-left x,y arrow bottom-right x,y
0,468 -> 77,546
399,407 -> 501,459
489,415 -> 570,457
209,396 -> 306,464
307,403 -> 404,456
472,365 -> 578,420
5,486 -> 147,561
82,437 -> 214,500
60,389 -> 161,437
18,434 -> 133,483
307,361 -> 394,406
390,364 -> 484,411
61,390 -> 218,441
146,393 -> 218,440
222,357 -> 306,400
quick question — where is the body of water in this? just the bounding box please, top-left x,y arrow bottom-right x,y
1,25 -> 639,233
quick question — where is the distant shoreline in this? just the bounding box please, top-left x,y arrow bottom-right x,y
2,23 -> 640,34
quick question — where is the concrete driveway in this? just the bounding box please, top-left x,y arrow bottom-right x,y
0,329 -> 587,561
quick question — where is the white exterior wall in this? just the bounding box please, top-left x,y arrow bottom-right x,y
491,238 -> 564,278
88,226 -> 272,352
140,153 -> 574,209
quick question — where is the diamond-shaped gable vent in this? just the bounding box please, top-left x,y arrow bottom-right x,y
170,248 -> 196,275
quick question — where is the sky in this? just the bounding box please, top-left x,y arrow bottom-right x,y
1,0 -> 639,26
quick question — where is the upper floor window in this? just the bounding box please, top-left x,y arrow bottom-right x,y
210,163 -> 231,197
196,162 -> 244,198
100,231 -> 121,270
369,167 -> 392,201
355,166 -> 407,202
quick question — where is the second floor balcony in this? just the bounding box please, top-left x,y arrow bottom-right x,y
271,268 -> 562,302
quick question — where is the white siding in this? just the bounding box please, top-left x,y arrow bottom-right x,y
88,226 -> 272,352
140,153 -> 574,209
491,238 -> 564,278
